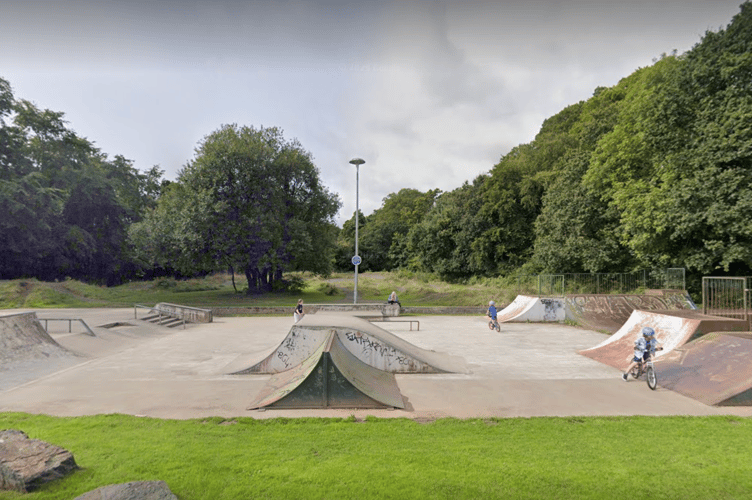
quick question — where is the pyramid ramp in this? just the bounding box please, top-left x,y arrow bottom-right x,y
656,333 -> 752,406
227,314 -> 466,375
247,332 -> 404,410
579,309 -> 747,371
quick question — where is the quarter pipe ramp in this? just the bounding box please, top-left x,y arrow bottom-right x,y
498,292 -> 697,333
496,296 -> 566,323
578,309 -> 747,371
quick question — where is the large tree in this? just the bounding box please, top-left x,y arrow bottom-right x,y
132,124 -> 341,294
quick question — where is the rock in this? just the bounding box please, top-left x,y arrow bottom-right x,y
74,480 -> 179,500
0,429 -> 78,492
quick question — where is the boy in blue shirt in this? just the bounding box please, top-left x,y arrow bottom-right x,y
486,301 -> 498,323
622,327 -> 660,381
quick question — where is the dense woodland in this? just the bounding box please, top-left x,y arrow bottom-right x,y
1,3 -> 750,293
336,3 -> 752,284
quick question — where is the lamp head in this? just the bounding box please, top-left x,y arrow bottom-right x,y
349,158 -> 365,166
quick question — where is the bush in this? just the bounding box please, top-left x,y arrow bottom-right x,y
317,283 -> 341,296
272,275 -> 306,294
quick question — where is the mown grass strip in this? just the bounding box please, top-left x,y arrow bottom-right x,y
0,414 -> 749,500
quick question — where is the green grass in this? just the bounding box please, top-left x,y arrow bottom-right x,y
0,272 -> 516,310
0,413 -> 749,499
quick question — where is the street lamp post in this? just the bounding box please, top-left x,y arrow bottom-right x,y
349,158 -> 365,304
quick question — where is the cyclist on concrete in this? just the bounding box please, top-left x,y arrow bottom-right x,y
622,327 -> 659,381
486,301 -> 498,324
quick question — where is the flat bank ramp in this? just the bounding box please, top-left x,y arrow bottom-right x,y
227,314 -> 467,375
656,333 -> 752,406
247,332 -> 404,410
578,310 -> 747,371
0,312 -> 73,365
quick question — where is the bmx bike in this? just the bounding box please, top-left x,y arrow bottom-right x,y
488,317 -> 500,332
628,347 -> 663,390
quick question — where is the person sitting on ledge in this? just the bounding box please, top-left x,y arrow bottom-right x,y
387,291 -> 401,306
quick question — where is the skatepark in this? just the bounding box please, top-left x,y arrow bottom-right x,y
2,304 -> 752,420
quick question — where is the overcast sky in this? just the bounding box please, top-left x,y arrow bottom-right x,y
0,0 -> 743,225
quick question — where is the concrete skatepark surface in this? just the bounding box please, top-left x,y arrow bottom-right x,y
1,308 -> 751,420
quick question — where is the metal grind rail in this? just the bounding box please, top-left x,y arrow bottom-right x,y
40,318 -> 95,336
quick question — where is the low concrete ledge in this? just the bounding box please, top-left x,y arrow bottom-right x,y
211,305 -> 485,317
155,303 -> 213,323
401,306 -> 484,315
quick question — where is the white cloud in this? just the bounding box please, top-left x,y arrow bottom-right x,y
0,0 -> 744,225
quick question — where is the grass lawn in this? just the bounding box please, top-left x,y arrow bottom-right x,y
1,274 -> 749,498
0,413 -> 750,499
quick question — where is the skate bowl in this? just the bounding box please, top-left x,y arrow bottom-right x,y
656,332 -> 752,406
247,331 -> 405,410
578,309 -> 747,371
225,314 -> 467,375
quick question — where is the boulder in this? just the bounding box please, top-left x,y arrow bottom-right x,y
74,480 -> 179,500
0,429 -> 78,492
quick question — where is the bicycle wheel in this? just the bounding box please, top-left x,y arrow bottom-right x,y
488,321 -> 494,330
629,365 -> 641,380
495,321 -> 500,332
646,366 -> 658,390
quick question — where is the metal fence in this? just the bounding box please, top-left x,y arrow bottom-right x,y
702,277 -> 750,328
516,268 -> 686,297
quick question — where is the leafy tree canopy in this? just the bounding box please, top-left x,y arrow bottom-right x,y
131,124 -> 341,294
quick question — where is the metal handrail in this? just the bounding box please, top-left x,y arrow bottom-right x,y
40,318 -> 95,337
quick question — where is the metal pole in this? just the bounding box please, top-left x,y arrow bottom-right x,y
349,158 -> 365,305
355,162 -> 359,305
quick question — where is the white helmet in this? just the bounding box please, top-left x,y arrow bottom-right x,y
489,301 -> 495,306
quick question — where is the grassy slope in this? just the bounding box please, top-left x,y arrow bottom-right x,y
0,414 -> 749,500
0,272 -> 518,310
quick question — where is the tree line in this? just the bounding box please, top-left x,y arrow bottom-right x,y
0,78 -> 163,285
1,2 -> 750,292
335,2 -> 752,290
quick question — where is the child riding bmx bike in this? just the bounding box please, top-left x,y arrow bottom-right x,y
486,301 -> 500,332
622,326 -> 663,389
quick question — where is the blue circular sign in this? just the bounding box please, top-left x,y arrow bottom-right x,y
351,255 -> 362,266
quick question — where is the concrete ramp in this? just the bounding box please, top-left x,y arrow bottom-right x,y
497,295 -> 566,323
227,314 -> 467,375
656,333 -> 752,406
564,292 -> 697,333
497,292 -> 695,329
247,332 -> 404,410
579,310 -> 747,371
0,312 -> 73,365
